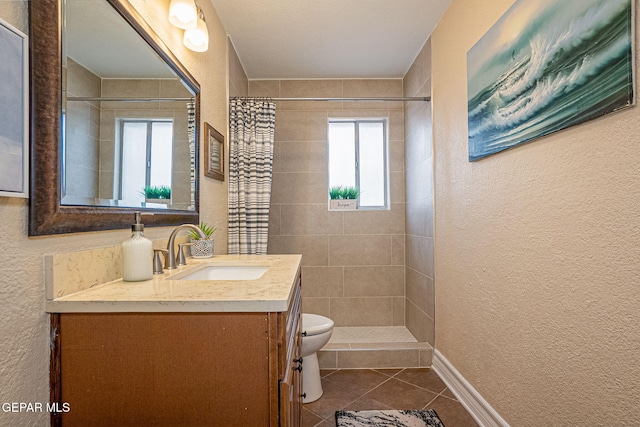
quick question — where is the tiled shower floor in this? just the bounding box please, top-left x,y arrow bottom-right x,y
319,326 -> 431,369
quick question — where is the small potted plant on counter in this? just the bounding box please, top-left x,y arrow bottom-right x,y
141,185 -> 171,205
329,185 -> 359,210
188,222 -> 217,258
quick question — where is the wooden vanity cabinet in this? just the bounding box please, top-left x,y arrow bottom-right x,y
50,276 -> 302,427
278,275 -> 303,427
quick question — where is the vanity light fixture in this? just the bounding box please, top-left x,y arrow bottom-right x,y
183,6 -> 209,52
168,0 -> 198,30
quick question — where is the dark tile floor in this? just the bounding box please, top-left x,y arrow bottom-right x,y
303,368 -> 479,427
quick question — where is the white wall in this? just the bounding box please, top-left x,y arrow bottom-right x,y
0,1 -> 229,425
432,0 -> 640,425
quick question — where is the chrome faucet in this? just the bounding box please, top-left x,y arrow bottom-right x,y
165,224 -> 206,270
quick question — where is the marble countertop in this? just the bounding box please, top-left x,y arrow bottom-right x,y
45,254 -> 302,313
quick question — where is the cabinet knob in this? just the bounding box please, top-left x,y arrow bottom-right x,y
301,393 -> 306,399
294,358 -> 303,364
293,365 -> 302,372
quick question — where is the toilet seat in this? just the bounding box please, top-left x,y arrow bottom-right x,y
302,313 -> 334,337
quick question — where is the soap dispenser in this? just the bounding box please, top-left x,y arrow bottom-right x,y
122,212 -> 153,282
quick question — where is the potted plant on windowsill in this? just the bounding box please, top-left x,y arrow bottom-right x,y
188,222 -> 217,258
141,185 -> 171,205
329,185 -> 359,210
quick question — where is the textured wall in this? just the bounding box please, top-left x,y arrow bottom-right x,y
0,1 -> 228,425
432,0 -> 640,425
250,79 -> 407,327
403,39 -> 435,345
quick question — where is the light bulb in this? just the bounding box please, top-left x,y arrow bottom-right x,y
184,15 -> 209,52
169,0 -> 197,30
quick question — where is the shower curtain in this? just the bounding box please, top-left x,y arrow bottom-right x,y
187,100 -> 196,210
227,98 -> 276,255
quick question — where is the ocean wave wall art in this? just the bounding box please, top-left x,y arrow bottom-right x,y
467,0 -> 635,161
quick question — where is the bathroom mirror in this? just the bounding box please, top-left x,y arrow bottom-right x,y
30,0 -> 200,235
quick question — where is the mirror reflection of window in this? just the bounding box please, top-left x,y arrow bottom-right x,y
118,119 -> 173,204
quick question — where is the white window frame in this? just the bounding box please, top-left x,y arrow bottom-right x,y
328,118 -> 389,210
114,118 -> 174,200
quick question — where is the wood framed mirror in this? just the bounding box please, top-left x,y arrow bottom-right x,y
29,0 -> 200,236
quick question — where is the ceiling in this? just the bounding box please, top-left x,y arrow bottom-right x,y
66,0 -> 176,79
208,0 -> 451,79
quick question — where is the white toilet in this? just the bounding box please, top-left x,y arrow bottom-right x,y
301,313 -> 334,403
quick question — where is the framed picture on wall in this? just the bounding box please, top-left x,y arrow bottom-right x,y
467,0 -> 635,161
0,18 -> 29,198
204,122 -> 224,181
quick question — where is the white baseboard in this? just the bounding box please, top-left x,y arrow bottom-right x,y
432,349 -> 510,427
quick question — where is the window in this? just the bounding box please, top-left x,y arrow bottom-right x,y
116,119 -> 173,203
328,119 -> 388,209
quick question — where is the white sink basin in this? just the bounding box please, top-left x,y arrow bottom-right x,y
168,265 -> 269,281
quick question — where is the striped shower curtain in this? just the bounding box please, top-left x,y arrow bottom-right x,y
228,98 -> 276,255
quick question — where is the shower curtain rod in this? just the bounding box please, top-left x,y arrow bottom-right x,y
67,96 -> 194,102
232,96 -> 431,102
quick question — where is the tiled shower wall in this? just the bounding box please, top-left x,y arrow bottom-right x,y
403,39 -> 435,345
250,79 -> 407,327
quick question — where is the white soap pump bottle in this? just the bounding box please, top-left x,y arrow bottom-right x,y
122,212 -> 153,282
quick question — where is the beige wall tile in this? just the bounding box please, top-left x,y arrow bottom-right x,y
67,58 -> 101,99
275,110 -> 328,141
389,138 -> 405,173
337,349 -> 420,369
330,297 -> 394,326
268,204 -> 281,236
343,79 -> 404,110
329,235 -> 391,266
388,109 -> 405,141
405,102 -> 432,166
159,79 -> 193,98
404,38 -> 431,97
391,235 -> 405,266
404,39 -> 434,347
343,266 -> 404,297
349,343 -> 429,350
389,171 -> 405,204
268,235 -> 329,266
271,172 -> 328,204
228,39 -> 248,97
99,171 -> 115,199
406,301 -> 434,344
279,80 -> 343,111
406,235 -> 434,278
249,80 -> 280,97
278,140 -> 328,172
393,296 -> 405,326
406,267 -> 430,315
343,204 -> 405,235
281,203 -> 343,236
318,350 -> 338,370
302,297 -> 331,317
405,161 -> 433,204
102,79 -> 160,98
280,80 -> 343,98
406,199 -> 432,238
419,348 -> 433,367
301,266 -> 344,298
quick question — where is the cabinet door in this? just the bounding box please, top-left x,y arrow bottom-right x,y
56,313 -> 271,426
279,328 -> 302,426
279,276 -> 302,426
